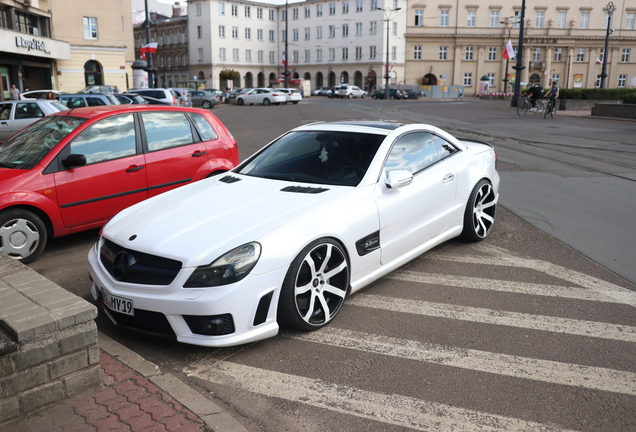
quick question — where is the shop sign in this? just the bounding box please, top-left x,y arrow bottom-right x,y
15,36 -> 51,55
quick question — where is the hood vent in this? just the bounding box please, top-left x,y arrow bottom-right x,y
219,175 -> 241,183
281,185 -> 329,194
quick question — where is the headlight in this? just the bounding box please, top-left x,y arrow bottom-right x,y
184,242 -> 261,287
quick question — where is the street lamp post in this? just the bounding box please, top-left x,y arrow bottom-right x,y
283,0 -> 291,88
511,0 -> 526,107
378,6 -> 401,100
144,0 -> 155,88
500,17 -> 516,93
600,1 -> 616,89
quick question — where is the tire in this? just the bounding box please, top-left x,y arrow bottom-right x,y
460,180 -> 497,242
361,94 -> 366,98
237,98 -> 244,106
278,238 -> 350,331
348,94 -> 353,99
292,101 -> 299,104
533,101 -> 545,115
0,209 -> 48,264
263,98 -> 271,106
516,98 -> 529,116
202,101 -> 212,109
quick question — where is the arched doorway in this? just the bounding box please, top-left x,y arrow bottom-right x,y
529,73 -> 541,84
257,72 -> 265,87
316,72 -> 324,88
245,72 -> 254,88
84,60 -> 103,86
340,71 -> 349,84
269,73 -> 277,87
423,73 -> 438,85
197,71 -> 205,81
328,71 -> 336,87
354,71 -> 363,88
366,69 -> 377,91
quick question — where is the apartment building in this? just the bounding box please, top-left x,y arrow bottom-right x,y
404,0 -> 636,92
188,0 -> 407,91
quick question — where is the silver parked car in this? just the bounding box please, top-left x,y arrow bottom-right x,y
0,100 -> 68,142
187,90 -> 220,109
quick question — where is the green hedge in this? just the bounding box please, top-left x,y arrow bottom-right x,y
560,88 -> 636,103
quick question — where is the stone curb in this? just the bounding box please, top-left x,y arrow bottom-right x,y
98,332 -> 249,432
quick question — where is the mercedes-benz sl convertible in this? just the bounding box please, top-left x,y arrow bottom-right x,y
87,121 -> 499,347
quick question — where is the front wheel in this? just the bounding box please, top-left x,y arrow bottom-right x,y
517,98 -> 529,116
237,98 -> 244,106
202,101 -> 212,109
0,209 -> 48,264
361,94 -> 366,98
278,238 -> 350,331
263,98 -> 271,106
460,180 -> 497,242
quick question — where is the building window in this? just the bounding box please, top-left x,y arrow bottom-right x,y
627,13 -> 635,30
355,46 -> 362,59
258,50 -> 264,62
269,51 -> 275,63
513,11 -> 521,27
618,74 -> 627,88
392,46 -> 397,61
233,48 -> 239,61
231,5 -> 238,16
219,48 -> 225,61
371,0 -> 378,10
269,30 -> 275,41
551,73 -> 560,85
439,46 -> 447,60
413,46 -> 422,60
257,29 -> 263,40
356,22 -> 363,35
232,27 -> 238,39
370,46 -> 376,59
415,10 -> 424,26
467,10 -> 476,27
197,25 -> 202,38
440,10 -> 449,27
219,3 -> 225,15
342,47 -> 348,60
282,30 -> 286,41
329,3 -> 336,15
219,25 -> 225,38
329,25 -> 336,38
487,73 -> 495,86
257,8 -> 263,19
329,48 -> 335,61
269,9 -> 275,20
370,21 -> 377,35
392,21 -> 397,35
465,46 -> 474,61
282,9 -> 287,21
463,73 -> 472,86
356,0 -> 363,12
245,6 -> 251,18
246,28 -> 252,39
293,50 -> 298,63
488,46 -> 497,61
342,24 -> 349,37
621,48 -> 631,62
557,11 -> 567,29
317,26 -> 322,39
490,10 -> 499,27
198,48 -> 204,61
343,2 -> 349,14
293,29 -> 298,41
580,12 -> 589,29
196,3 -> 202,16
536,11 -> 545,29
554,47 -> 563,62
317,4 -> 323,17
305,6 -> 310,18
246,49 -> 252,62
293,8 -> 298,19
305,28 -> 310,40
576,48 -> 586,62
317,49 -> 323,61
83,17 -> 98,39
532,47 -> 541,61
305,49 -> 311,62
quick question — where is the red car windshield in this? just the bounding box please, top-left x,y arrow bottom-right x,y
0,116 -> 86,170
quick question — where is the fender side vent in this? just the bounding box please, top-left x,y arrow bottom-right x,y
219,175 -> 241,183
356,231 -> 381,256
281,185 -> 329,194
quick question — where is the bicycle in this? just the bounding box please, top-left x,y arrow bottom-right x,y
544,98 -> 557,118
517,97 -> 545,116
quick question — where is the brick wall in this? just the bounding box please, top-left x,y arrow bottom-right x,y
0,254 -> 101,424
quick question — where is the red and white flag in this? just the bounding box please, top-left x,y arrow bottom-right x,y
502,39 -> 515,60
281,53 -> 292,67
140,42 -> 158,60
596,57 -> 604,64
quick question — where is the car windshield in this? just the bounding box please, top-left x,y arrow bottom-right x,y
0,116 -> 86,170
236,131 -> 385,186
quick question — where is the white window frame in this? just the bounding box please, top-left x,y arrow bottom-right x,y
463,72 -> 472,86
465,46 -> 474,61
439,46 -> 447,60
83,17 -> 98,39
467,10 -> 476,27
413,45 -> 422,60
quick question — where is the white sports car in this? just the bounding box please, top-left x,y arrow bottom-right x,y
87,121 -> 499,347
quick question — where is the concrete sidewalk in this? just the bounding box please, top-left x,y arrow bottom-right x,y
0,333 -> 248,432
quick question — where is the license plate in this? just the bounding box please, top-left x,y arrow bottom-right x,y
102,289 -> 134,316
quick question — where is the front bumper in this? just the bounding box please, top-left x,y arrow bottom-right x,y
87,242 -> 285,347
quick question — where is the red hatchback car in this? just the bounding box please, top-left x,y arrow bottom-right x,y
0,105 -> 238,263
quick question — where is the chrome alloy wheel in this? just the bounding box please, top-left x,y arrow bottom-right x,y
461,180 -> 497,242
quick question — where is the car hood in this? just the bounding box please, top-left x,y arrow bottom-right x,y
0,167 -> 28,182
104,174 -> 350,268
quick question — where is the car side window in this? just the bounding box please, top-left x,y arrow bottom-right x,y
385,132 -> 441,175
61,97 -> 87,108
190,113 -> 219,141
0,104 -> 11,120
142,111 -> 195,151
432,135 -> 458,159
87,97 -> 106,106
15,103 -> 44,119
69,114 -> 136,164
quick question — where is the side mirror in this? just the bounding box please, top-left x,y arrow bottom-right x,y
62,154 -> 87,169
385,170 -> 413,189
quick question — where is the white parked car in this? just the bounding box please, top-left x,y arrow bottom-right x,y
277,88 -> 303,104
88,121 -> 499,347
235,88 -> 286,106
0,100 -> 68,142
337,85 -> 367,99
20,90 -> 69,100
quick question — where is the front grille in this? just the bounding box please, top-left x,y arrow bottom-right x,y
105,307 -> 176,336
100,239 -> 182,285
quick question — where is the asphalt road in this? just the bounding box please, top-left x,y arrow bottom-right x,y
28,97 -> 636,432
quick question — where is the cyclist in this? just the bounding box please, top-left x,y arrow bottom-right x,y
521,82 -> 543,112
544,82 -> 560,114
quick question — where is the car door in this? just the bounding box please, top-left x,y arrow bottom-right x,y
140,111 -> 211,197
53,113 -> 148,228
189,91 -> 202,106
10,102 -> 46,135
0,103 -> 14,141
374,131 -> 458,265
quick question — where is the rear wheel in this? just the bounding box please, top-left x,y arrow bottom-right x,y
0,209 -> 48,264
460,180 -> 497,242
517,98 -> 529,116
348,94 -> 353,99
263,98 -> 271,106
202,101 -> 212,109
278,238 -> 349,331
237,98 -> 244,106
